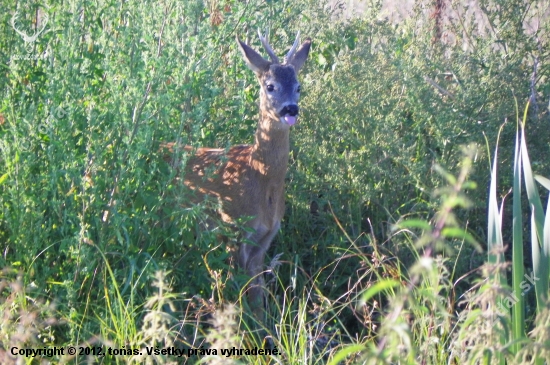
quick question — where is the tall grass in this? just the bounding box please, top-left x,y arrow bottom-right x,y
1,0 -> 550,363
485,103 -> 550,363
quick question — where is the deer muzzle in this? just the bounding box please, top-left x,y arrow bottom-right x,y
280,104 -> 299,126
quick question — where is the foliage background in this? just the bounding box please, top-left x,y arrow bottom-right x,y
1,0 -> 549,363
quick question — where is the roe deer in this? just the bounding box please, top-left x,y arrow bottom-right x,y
162,31 -> 311,316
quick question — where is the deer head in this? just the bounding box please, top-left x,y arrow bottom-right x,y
237,30 -> 311,129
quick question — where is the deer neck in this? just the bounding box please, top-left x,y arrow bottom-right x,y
250,111 -> 290,178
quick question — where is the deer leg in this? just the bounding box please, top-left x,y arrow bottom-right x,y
238,221 -> 280,318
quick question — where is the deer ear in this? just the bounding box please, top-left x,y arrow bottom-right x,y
236,37 -> 271,75
288,38 -> 311,73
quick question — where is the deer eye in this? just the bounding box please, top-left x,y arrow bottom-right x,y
266,84 -> 275,92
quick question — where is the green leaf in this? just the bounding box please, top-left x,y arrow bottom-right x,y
394,219 -> 432,232
360,279 -> 401,304
0,172 -> 9,185
327,344 -> 366,365
441,227 -> 481,251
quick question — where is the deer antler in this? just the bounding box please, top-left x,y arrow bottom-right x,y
257,29 -> 279,64
284,31 -> 300,64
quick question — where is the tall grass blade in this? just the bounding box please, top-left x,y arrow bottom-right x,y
486,126 -> 507,364
511,116 -> 525,354
520,105 -> 549,310
534,175 -> 550,191
486,128 -> 505,271
544,196 -> 550,285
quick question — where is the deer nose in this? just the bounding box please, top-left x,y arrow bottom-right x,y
280,104 -> 299,116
